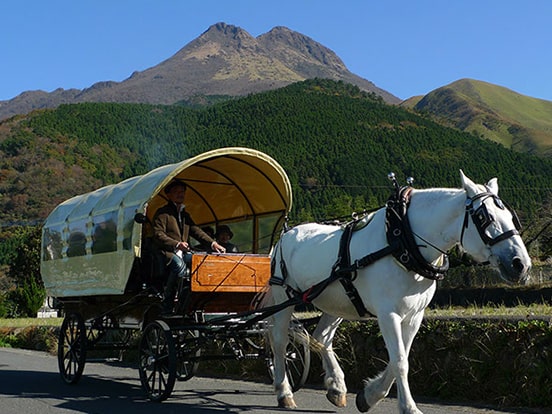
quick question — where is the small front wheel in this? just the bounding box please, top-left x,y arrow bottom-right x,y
58,312 -> 87,384
139,320 -> 176,402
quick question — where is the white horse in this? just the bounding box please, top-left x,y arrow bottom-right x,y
266,171 -> 531,414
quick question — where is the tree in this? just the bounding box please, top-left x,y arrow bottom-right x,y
5,226 -> 45,317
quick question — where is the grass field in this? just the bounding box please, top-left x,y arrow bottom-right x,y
0,317 -> 62,328
2,303 -> 551,329
425,303 -> 552,318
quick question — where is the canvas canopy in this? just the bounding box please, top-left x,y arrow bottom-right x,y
41,147 -> 292,297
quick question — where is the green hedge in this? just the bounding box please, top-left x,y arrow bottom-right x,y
329,318 -> 552,409
1,317 -> 551,410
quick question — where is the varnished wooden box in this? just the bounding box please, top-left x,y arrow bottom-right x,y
190,253 -> 270,293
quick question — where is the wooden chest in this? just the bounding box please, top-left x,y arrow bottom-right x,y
190,253 -> 271,293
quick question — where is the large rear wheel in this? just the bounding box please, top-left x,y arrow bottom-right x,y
58,312 -> 87,384
139,320 -> 176,402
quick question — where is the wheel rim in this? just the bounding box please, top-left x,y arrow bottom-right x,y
139,320 -> 176,402
58,313 -> 87,384
285,325 -> 310,391
266,320 -> 311,392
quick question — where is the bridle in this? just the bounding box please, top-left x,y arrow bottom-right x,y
460,188 -> 522,247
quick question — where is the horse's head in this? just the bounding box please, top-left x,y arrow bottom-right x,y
459,170 -> 531,284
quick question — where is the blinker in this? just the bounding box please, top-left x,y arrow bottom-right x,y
462,192 -> 522,247
473,204 -> 492,230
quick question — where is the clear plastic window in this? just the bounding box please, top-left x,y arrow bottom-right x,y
92,212 -> 118,254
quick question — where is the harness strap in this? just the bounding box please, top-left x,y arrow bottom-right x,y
269,242 -> 288,286
354,244 -> 398,269
332,221 -> 370,317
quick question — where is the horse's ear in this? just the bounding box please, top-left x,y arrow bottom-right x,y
460,170 -> 478,197
486,177 -> 499,195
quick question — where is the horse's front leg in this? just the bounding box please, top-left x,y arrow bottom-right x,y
268,303 -> 296,408
312,313 -> 347,407
357,312 -> 423,414
382,312 -> 423,414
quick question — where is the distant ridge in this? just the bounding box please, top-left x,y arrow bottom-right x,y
402,79 -> 552,156
0,22 -> 399,120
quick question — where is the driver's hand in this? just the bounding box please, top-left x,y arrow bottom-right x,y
211,241 -> 226,253
176,241 -> 189,251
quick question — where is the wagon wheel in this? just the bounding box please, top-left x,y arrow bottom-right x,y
58,312 -> 87,384
266,320 -> 311,392
175,329 -> 201,381
139,320 -> 176,402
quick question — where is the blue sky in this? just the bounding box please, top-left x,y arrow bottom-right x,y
2,0 -> 551,102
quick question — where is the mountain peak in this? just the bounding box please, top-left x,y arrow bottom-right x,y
197,22 -> 256,49
0,23 -> 399,120
258,25 -> 345,72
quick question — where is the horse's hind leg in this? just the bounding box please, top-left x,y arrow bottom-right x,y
312,313 -> 347,407
267,294 -> 296,408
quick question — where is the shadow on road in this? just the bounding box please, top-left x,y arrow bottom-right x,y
0,367 -> 334,413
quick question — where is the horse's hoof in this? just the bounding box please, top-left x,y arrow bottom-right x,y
278,396 -> 297,409
326,390 -> 347,407
355,391 -> 370,413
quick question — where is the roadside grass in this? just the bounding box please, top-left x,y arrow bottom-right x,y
0,317 -> 62,328
1,302 -> 551,329
426,302 -> 552,318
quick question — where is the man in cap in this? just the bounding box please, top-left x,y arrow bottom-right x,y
153,180 -> 225,315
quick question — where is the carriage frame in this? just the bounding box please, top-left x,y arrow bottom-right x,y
41,147 -> 311,401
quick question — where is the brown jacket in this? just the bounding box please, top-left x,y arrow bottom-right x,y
153,202 -> 214,261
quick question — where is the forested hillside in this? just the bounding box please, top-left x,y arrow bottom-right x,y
404,79 -> 552,156
1,79 -> 552,226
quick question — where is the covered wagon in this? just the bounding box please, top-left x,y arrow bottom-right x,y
40,147 -> 309,401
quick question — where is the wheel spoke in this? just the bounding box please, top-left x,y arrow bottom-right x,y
139,320 -> 176,402
58,313 -> 87,384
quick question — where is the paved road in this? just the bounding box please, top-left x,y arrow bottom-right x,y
0,348 -> 548,414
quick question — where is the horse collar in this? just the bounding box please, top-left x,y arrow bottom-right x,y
385,186 -> 449,281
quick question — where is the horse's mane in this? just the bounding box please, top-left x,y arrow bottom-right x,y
411,187 -> 464,208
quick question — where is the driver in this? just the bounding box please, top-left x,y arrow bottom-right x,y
153,180 -> 225,315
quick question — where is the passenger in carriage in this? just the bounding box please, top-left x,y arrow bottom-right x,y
153,180 -> 226,315
216,225 -> 239,253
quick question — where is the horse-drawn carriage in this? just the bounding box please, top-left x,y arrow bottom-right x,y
42,145 -> 532,412
41,147 -> 310,402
